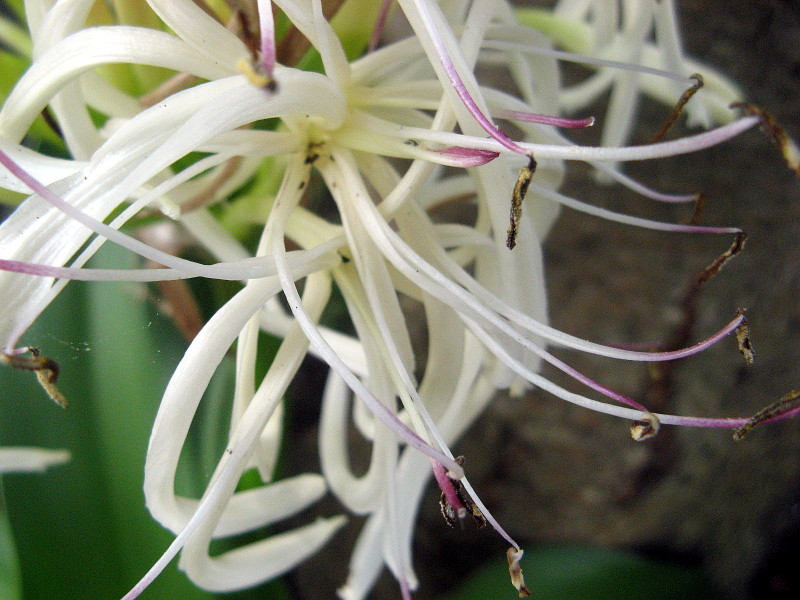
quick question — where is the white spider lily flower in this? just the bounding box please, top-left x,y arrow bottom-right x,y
0,1 -> 791,599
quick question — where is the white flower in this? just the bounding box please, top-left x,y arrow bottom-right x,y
0,1 -> 792,598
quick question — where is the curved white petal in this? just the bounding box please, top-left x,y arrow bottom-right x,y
0,26 -> 233,141
145,0 -> 248,71
181,515 -> 347,592
0,141 -> 84,192
320,370 -> 392,515
144,264 -> 334,536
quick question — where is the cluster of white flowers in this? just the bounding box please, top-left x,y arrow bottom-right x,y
0,1 -> 793,598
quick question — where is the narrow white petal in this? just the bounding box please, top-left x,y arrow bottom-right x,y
181,515 -> 347,592
320,371 -> 392,514
0,447 -> 70,474
146,0 -> 248,71
0,141 -> 83,192
0,26 -> 234,141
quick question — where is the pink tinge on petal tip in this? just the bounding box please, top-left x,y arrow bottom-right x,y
496,109 -> 595,129
431,146 -> 499,167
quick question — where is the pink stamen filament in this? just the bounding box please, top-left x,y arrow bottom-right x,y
370,0 -> 394,53
496,109 -> 595,129
0,242 -> 340,282
531,182 -> 741,235
657,408 -> 800,429
0,149 -> 281,282
380,115 -> 761,161
256,0 -> 276,79
408,0 -> 529,156
469,311 -> 798,433
431,459 -> 467,519
542,347 -> 649,412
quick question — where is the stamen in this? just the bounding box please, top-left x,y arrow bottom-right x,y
733,389 -> 800,441
734,309 -> 754,366
432,457 -> 486,529
731,102 -> 800,177
650,74 -> 704,143
506,547 -> 531,598
408,0 -> 530,156
695,231 -> 747,286
237,57 -> 276,91
496,109 -> 595,129
506,156 -> 536,249
631,412 -> 661,441
256,0 -> 276,84
647,234 -> 749,403
369,0 -> 394,53
432,458 -> 467,525
1,347 -> 67,408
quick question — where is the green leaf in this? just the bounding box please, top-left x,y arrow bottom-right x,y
0,491 -> 23,600
0,242 -> 288,600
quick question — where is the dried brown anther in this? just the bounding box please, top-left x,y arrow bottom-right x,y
506,547 -> 532,597
696,231 -> 747,288
651,73 -> 704,143
1,347 -> 68,408
731,102 -> 800,178
734,308 -> 754,366
438,456 -> 487,529
506,155 -> 537,250
733,389 -> 800,441
631,412 -> 661,441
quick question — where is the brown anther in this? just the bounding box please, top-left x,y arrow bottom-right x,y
506,155 -> 537,250
1,347 -> 68,408
650,74 -> 704,143
438,456 -> 486,529
733,389 -> 800,441
237,57 -> 276,92
695,231 -> 747,288
734,309 -> 754,366
631,412 -> 661,441
507,547 -> 532,597
438,493 -> 462,528
685,192 -> 707,226
731,102 -> 800,178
